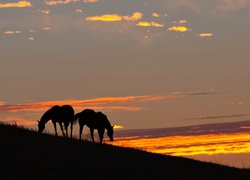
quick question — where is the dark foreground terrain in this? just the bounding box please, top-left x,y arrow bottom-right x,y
0,123 -> 250,180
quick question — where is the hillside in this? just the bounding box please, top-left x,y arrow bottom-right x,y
0,123 -> 250,180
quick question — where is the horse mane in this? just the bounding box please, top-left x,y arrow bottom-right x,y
96,112 -> 112,130
74,112 -> 81,122
40,105 -> 60,123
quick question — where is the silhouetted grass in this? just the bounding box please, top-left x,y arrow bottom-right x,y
0,122 -> 250,180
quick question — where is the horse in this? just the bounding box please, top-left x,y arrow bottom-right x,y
74,109 -> 114,144
37,105 -> 75,138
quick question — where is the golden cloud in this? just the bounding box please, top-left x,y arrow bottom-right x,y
167,26 -> 189,32
152,13 -> 159,17
136,21 -> 151,27
4,31 -> 21,35
44,0 -> 79,5
137,21 -> 164,27
151,22 -> 164,27
198,33 -> 213,37
86,14 -> 122,21
0,1 -> 31,8
123,12 -> 143,21
86,12 -> 143,22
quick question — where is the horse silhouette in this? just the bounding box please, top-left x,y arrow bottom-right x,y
37,105 -> 75,138
74,109 -> 114,144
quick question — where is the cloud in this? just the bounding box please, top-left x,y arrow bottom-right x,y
0,116 -> 36,125
0,91 -> 215,127
4,31 -> 15,35
164,0 -> 250,14
42,27 -> 51,30
75,9 -> 83,13
179,20 -> 187,23
86,14 -> 122,22
152,13 -> 159,17
0,91 -> 216,114
215,0 -> 250,12
173,20 -> 187,24
0,94 -> 184,113
110,132 -> 250,156
44,0 -> 79,6
136,21 -> 164,27
167,26 -> 190,32
83,0 -> 98,2
123,12 -> 143,21
110,120 -> 250,156
40,9 -> 50,14
184,114 -> 250,121
0,1 -> 31,8
4,31 -> 22,35
86,12 -> 143,22
197,33 -> 213,37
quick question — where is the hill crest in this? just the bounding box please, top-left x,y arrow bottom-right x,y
0,123 -> 249,179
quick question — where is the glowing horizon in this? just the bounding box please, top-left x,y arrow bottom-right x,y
108,132 -> 250,156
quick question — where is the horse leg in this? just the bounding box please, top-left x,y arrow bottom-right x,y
65,124 -> 68,138
70,121 -> 73,138
64,122 -> 69,138
90,128 -> 95,143
79,124 -> 84,140
98,129 -> 104,144
52,121 -> 58,136
59,122 -> 65,137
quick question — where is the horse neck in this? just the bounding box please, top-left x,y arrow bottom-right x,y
40,110 -> 51,125
104,120 -> 112,131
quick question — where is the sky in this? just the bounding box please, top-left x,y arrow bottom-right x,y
1,0 -> 250,167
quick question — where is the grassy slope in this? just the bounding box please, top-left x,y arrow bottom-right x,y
0,123 -> 250,180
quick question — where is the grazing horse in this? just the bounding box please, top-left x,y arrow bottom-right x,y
37,105 -> 75,138
74,109 -> 114,144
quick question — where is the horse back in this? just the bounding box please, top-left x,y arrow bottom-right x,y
51,105 -> 74,122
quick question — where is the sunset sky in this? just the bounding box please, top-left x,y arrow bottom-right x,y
1,0 -> 250,167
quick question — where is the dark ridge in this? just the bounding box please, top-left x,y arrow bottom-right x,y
0,123 -> 249,180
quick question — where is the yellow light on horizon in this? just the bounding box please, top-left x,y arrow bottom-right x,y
114,125 -> 124,129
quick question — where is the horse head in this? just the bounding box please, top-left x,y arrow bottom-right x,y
107,125 -> 114,141
37,120 -> 45,133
